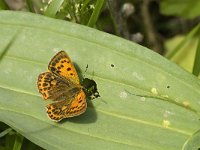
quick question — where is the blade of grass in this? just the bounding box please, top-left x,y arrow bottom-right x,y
26,0 -> 35,13
5,132 -> 15,150
13,133 -> 24,150
44,0 -> 64,18
87,0 -> 105,27
0,128 -> 12,138
165,24 -> 200,59
107,0 -> 120,36
192,35 -> 200,76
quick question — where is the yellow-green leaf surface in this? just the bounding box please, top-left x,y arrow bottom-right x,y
0,11 -> 200,150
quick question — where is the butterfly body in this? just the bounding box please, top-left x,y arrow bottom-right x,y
37,51 -> 87,122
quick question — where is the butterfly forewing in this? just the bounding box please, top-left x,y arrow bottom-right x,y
37,72 -> 77,101
48,51 -> 80,85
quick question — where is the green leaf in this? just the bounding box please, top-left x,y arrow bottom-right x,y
160,0 -> 200,19
0,10 -> 200,150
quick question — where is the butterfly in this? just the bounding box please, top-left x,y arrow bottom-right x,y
37,51 -> 97,122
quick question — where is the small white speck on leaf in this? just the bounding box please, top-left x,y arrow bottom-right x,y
163,110 -> 174,118
132,72 -> 145,81
120,91 -> 128,99
140,97 -> 146,101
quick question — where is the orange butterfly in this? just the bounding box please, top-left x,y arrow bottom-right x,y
37,51 -> 89,122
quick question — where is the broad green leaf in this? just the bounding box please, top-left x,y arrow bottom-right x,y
0,11 -> 200,150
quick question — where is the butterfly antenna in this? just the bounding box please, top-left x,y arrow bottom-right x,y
82,64 -> 89,79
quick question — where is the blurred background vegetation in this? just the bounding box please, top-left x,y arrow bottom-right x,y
0,0 -> 200,149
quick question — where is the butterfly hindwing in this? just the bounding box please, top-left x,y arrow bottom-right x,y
65,89 -> 87,117
46,89 -> 87,122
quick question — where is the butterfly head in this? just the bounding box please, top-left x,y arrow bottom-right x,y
82,78 -> 100,100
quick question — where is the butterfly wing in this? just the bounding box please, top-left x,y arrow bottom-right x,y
48,51 -> 80,85
46,89 -> 87,122
37,72 -> 77,100
38,51 -> 87,121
